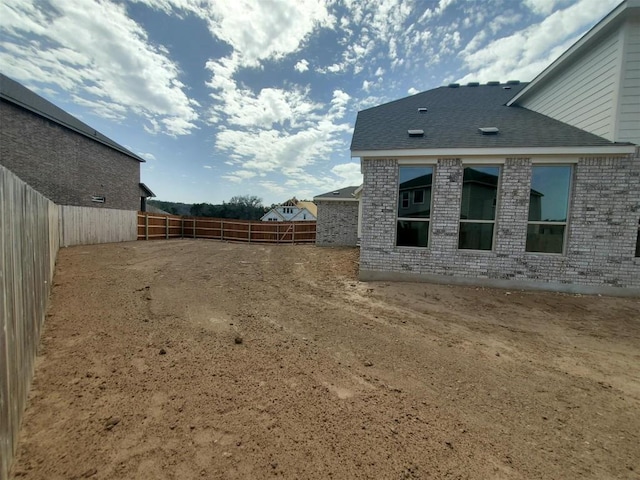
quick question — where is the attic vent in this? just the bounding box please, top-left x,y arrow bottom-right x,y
506,80 -> 520,85
448,83 -> 460,88
503,86 -> 511,90
467,82 -> 480,87
417,107 -> 428,113
332,191 -> 340,195
478,127 -> 499,135
487,81 -> 500,86
408,129 -> 424,137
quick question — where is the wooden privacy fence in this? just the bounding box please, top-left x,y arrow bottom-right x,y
1,166 -> 59,480
137,212 -> 316,244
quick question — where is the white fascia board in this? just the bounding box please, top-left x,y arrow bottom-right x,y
507,0 -> 635,106
313,197 -> 358,202
352,145 -> 637,158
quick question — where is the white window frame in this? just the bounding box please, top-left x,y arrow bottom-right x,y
526,164 -> 573,255
401,191 -> 409,209
458,165 -> 501,252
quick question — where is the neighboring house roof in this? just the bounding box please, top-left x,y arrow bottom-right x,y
290,208 -> 316,221
296,201 -> 317,216
0,73 -> 145,162
314,186 -> 360,201
351,83 -> 633,154
260,208 -> 286,221
139,183 -> 155,197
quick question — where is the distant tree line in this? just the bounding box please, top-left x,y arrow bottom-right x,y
148,195 -> 271,220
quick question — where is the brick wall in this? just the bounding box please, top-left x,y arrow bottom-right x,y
0,101 -> 141,210
316,200 -> 359,246
359,151 -> 640,294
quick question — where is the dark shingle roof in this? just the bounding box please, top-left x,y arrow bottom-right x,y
0,73 -> 144,162
314,185 -> 360,200
351,83 -> 625,151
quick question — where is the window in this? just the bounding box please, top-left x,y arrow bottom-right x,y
636,221 -> 640,257
413,189 -> 424,204
459,166 -> 500,250
526,165 -> 572,254
401,191 -> 409,208
397,166 -> 433,247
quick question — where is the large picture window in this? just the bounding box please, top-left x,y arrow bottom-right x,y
459,166 -> 500,250
397,166 -> 433,247
526,165 -> 572,254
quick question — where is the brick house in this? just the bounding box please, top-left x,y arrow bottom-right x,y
0,73 -> 152,211
314,186 -> 361,246
350,0 -> 640,295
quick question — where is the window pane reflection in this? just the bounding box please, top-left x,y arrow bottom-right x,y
397,220 -> 429,247
398,166 -> 433,218
526,224 -> 565,254
460,167 -> 499,221
528,166 -> 571,222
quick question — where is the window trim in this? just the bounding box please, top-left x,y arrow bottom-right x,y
525,163 -> 574,256
635,220 -> 640,258
396,165 -> 434,248
458,165 -> 501,252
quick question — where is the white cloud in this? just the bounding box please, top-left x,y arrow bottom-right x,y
203,165 -> 213,169
407,87 -> 420,95
139,152 -> 157,161
0,0 -> 199,136
457,0 -> 620,84
523,0 -> 563,16
294,59 -> 309,72
221,169 -> 257,183
330,162 -> 362,187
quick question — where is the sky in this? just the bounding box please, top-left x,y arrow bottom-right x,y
0,0 -> 622,205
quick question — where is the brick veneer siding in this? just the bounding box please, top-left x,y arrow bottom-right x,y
316,200 -> 359,246
359,151 -> 640,295
0,101 -> 141,210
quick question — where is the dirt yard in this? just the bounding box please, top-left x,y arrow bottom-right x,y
9,240 -> 640,479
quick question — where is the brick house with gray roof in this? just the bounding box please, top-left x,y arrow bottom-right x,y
0,73 -> 153,211
350,0 -> 640,295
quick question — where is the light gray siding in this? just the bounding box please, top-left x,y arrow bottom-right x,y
359,151 -> 640,295
618,17 -> 640,144
520,27 -> 621,141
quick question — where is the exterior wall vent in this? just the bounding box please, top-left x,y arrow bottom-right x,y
503,86 -> 512,90
417,107 -> 428,113
467,82 -> 480,87
478,127 -> 499,135
448,83 -> 460,88
408,129 -> 424,137
506,80 -> 520,85
487,81 -> 500,86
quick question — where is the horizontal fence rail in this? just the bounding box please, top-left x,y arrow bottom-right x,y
137,212 -> 316,244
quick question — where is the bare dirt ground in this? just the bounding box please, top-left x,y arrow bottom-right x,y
10,240 -> 640,480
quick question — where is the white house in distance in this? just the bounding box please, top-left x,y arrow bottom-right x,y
261,198 -> 317,222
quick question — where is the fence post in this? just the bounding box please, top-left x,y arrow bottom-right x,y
193,218 -> 196,238
292,222 -> 296,243
165,216 -> 169,239
248,222 -> 252,243
145,213 -> 149,240
181,217 -> 184,239
276,223 -> 280,244
221,219 -> 224,241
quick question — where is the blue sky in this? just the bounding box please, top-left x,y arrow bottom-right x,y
0,0 -> 620,205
